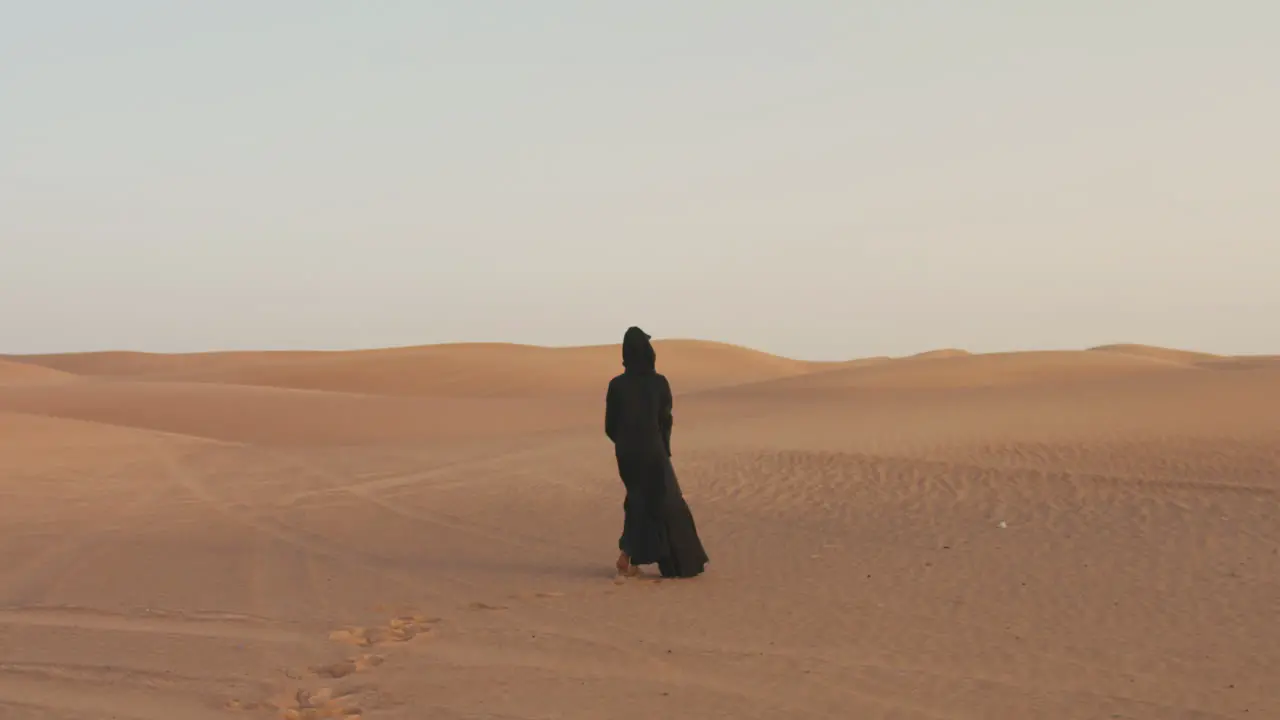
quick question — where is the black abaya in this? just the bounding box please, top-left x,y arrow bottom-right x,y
615,451 -> 668,566
606,327 -> 709,578
655,457 -> 708,578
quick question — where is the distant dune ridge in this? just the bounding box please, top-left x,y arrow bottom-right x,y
0,358 -> 79,387
2,340 -> 828,396
1,338 -> 1278,718
2,340 -> 1269,397
1087,343 -> 1222,364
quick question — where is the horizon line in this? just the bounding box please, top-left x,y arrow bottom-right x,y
6,339 -> 1271,366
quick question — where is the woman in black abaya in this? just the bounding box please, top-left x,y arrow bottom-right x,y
604,327 -> 709,578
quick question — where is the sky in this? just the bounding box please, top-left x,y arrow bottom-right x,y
2,2 -> 1277,360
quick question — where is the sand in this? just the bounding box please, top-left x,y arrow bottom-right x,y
0,360 -> 78,388
0,341 -> 1276,719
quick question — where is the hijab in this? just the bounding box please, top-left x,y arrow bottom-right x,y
621,326 -> 656,374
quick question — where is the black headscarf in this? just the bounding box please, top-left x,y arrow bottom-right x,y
622,326 -> 656,374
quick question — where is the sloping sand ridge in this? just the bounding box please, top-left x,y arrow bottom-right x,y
0,359 -> 78,388
1,341 -> 1277,719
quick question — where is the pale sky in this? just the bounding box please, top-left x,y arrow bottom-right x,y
2,2 -> 1277,360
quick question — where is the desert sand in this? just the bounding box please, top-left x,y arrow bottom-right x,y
0,340 -> 1277,719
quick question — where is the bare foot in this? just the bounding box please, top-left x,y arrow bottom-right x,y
616,552 -> 635,575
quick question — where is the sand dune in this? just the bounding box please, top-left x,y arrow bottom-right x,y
1,350 -> 321,378
711,348 -> 1209,394
1194,354 -> 1280,371
1089,343 -> 1222,364
9,341 -> 830,397
1,340 -> 1277,719
0,359 -> 78,387
0,379 -> 602,446
908,347 -> 971,359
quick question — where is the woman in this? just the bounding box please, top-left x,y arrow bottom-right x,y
604,326 -> 709,578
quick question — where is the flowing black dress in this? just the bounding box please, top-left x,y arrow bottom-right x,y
606,327 -> 709,578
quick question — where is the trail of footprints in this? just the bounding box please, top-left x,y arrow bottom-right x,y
226,614 -> 438,719
327,614 -> 437,650
224,591 -> 578,717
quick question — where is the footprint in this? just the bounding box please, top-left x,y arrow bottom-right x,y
509,590 -> 565,600
312,653 -> 384,679
613,573 -> 664,585
280,687 -> 364,719
328,615 -> 435,647
233,615 -> 423,718
226,687 -> 364,719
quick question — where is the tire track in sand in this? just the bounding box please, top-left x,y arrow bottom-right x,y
0,448 -> 185,607
0,605 -> 310,644
0,606 -> 316,720
158,448 -> 429,598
